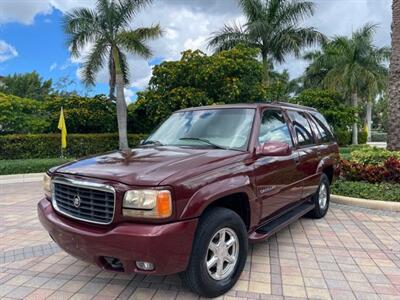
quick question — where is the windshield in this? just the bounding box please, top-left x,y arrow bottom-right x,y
145,108 -> 255,151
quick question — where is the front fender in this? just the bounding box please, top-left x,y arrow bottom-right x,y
180,175 -> 259,227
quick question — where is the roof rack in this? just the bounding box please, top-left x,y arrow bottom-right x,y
271,101 -> 317,111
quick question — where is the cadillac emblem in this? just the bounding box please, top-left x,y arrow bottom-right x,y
73,195 -> 81,208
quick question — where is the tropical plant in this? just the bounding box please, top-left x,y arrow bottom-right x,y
0,71 -> 52,100
292,89 -> 357,131
129,46 -> 266,132
208,0 -> 324,84
388,0 -> 400,150
265,69 -> 302,101
63,0 -> 162,149
303,24 -> 390,145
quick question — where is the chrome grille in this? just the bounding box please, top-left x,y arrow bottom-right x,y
52,178 -> 115,225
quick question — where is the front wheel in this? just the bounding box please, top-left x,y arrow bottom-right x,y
180,207 -> 248,298
307,174 -> 330,219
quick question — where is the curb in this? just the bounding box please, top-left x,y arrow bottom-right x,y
0,172 -> 44,184
331,194 -> 400,212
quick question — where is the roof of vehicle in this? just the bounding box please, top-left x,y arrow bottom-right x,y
177,102 -> 317,112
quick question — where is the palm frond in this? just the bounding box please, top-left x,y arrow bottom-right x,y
63,8 -> 100,58
80,38 -> 109,86
132,24 -> 163,40
207,22 -> 249,52
117,30 -> 152,58
116,0 -> 152,28
238,0 -> 264,22
275,1 -> 314,27
271,26 -> 325,62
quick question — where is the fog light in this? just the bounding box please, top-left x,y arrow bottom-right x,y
136,261 -> 154,271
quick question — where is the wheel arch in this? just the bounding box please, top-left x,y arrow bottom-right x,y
180,175 -> 258,229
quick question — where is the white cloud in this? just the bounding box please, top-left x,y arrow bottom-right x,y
0,40 -> 18,63
49,62 -> 57,71
0,0 -> 52,25
124,87 -> 135,103
0,0 -> 392,85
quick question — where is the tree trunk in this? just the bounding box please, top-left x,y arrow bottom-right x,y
388,0 -> 400,150
262,53 -> 269,86
112,48 -> 129,150
366,101 -> 372,142
351,92 -> 359,145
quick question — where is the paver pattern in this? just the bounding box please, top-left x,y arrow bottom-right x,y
1,181 -> 400,299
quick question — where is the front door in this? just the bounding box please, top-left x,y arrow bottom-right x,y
254,109 -> 303,222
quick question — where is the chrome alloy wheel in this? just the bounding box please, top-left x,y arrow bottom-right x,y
205,227 -> 239,281
319,183 -> 328,210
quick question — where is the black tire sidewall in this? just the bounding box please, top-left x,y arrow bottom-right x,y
315,174 -> 330,217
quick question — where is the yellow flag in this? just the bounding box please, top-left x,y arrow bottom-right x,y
57,107 -> 67,149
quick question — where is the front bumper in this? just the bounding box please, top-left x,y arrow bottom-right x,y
38,198 -> 198,275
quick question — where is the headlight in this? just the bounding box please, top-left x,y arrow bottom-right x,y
123,189 -> 172,218
43,173 -> 52,199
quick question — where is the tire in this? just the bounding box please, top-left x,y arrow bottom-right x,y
180,207 -> 248,298
307,174 -> 330,219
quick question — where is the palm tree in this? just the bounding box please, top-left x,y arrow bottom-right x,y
208,0 -> 324,85
64,0 -> 162,150
303,24 -> 389,144
388,0 -> 400,150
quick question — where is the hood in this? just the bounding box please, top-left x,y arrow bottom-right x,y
53,146 -> 245,186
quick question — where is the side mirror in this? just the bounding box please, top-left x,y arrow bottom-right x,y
256,141 -> 292,156
140,139 -> 144,145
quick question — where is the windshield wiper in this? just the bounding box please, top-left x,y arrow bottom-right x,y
142,140 -> 164,146
179,137 -> 228,150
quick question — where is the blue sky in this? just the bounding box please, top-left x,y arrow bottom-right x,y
0,9 -> 132,98
0,0 -> 392,102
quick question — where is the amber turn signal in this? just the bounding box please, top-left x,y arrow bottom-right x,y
156,191 -> 172,218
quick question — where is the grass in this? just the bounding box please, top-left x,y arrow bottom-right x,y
0,158 -> 73,175
332,180 -> 400,202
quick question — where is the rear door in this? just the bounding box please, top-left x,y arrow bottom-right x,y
253,109 -> 303,221
286,110 -> 320,199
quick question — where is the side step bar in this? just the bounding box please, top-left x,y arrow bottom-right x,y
249,202 -> 315,242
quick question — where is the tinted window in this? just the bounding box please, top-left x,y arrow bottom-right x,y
288,111 -> 314,146
258,110 -> 293,146
310,112 -> 334,143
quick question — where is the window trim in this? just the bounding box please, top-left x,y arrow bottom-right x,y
308,112 -> 335,145
286,109 -> 317,149
257,108 -> 295,147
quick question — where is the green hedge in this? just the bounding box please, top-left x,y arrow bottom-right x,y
0,158 -> 73,175
0,133 -> 147,160
371,131 -> 387,142
332,180 -> 400,202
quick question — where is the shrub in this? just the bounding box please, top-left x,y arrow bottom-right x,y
350,148 -> 400,165
335,129 -> 351,146
0,158 -> 72,175
292,89 -> 357,131
371,131 -> 387,142
339,157 -> 400,184
0,133 -> 147,160
358,129 -> 368,144
332,180 -> 400,201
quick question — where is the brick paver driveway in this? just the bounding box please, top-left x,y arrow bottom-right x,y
1,181 -> 400,300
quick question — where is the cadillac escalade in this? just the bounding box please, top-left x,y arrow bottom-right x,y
38,103 -> 339,297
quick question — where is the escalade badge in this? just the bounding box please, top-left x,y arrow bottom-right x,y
73,195 -> 81,208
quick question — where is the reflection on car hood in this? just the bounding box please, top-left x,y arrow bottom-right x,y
53,146 -> 245,186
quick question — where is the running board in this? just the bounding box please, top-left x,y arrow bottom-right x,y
249,202 -> 315,242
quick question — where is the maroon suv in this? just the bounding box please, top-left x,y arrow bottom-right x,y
38,103 -> 339,297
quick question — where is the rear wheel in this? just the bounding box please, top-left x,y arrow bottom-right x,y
308,174 -> 330,219
180,207 -> 248,298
